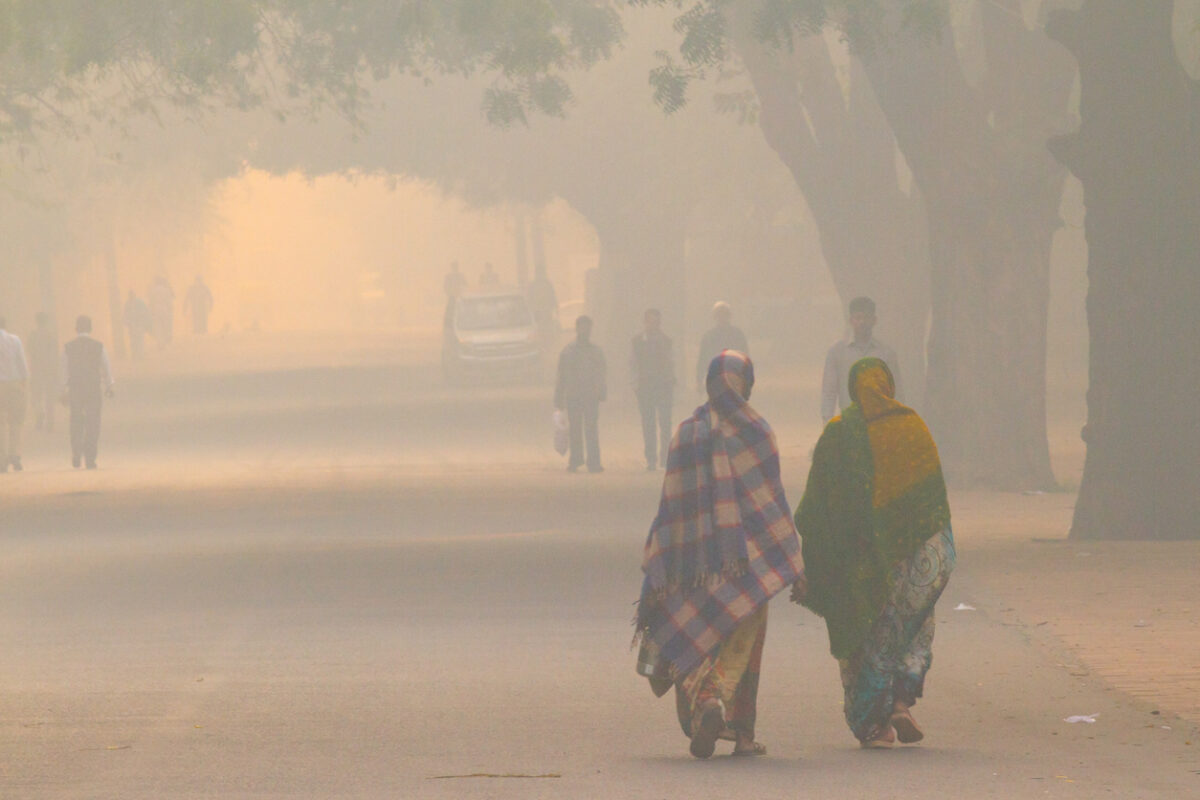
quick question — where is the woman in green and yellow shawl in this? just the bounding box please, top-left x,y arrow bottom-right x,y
792,357 -> 955,748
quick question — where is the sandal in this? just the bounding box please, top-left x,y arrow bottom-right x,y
860,726 -> 896,749
890,709 -> 924,744
689,701 -> 725,760
732,741 -> 768,757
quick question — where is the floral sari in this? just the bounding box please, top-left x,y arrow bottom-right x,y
795,357 -> 955,742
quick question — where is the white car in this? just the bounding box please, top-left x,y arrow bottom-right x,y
442,291 -> 542,383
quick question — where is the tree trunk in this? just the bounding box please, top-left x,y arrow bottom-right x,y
921,196 -> 1058,488
853,4 -> 1072,489
734,24 -> 931,407
1047,0 -> 1200,539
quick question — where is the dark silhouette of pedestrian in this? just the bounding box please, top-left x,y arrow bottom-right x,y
631,309 -> 674,471
62,316 -> 114,470
555,315 -> 606,473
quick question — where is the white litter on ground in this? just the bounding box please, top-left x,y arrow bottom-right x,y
1063,714 -> 1099,724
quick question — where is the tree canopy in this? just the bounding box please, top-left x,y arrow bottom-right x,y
0,0 -> 625,138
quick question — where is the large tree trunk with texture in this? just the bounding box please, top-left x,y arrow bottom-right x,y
922,196 -> 1058,487
734,23 -> 931,407
854,4 -> 1072,489
1048,1 -> 1200,539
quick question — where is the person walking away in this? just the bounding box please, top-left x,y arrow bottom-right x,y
27,312 -> 58,433
62,316 -> 114,470
695,302 -> 748,392
148,275 -> 175,347
631,309 -> 674,471
0,317 -> 29,472
793,357 -> 954,748
124,291 -> 152,360
635,351 -> 804,759
821,296 -> 903,423
185,275 -> 214,335
554,315 -> 606,473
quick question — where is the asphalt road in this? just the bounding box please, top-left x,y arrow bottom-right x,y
1,345 -> 1195,798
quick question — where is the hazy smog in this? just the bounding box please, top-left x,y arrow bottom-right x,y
0,2 -> 1197,797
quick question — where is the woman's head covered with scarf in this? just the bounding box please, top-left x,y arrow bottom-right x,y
848,357 -> 901,421
706,349 -> 755,409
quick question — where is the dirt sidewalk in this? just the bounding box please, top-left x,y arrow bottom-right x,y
952,489 -> 1200,730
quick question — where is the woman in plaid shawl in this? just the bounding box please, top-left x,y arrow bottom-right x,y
635,350 -> 804,759
792,357 -> 955,748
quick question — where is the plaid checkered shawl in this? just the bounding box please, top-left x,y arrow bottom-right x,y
636,351 -> 803,678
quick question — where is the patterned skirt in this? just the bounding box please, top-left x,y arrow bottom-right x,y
839,527 -> 956,742
674,604 -> 768,740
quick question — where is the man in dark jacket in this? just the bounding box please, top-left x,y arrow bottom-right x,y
631,308 -> 674,471
555,315 -> 607,473
62,316 -> 114,470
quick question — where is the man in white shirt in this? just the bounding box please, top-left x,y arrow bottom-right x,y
821,297 -> 903,423
0,316 -> 29,472
63,316 -> 114,470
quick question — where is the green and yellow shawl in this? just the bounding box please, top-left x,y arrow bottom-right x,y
795,358 -> 950,659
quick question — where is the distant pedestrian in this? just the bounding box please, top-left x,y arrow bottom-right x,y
124,291 -> 152,360
554,315 -> 606,473
62,316 -> 114,470
185,275 -> 214,335
821,296 -> 902,423
695,302 -> 748,392
793,357 -> 954,748
27,311 -> 58,433
148,275 -> 175,347
480,262 -> 500,287
635,351 -> 803,759
631,309 -> 674,471
0,316 -> 28,472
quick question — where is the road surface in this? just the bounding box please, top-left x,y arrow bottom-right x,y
1,337 -> 1194,798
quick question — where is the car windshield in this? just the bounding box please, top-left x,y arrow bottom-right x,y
455,296 -> 533,331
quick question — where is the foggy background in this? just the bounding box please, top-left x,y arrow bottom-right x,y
1,2 -> 1198,797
